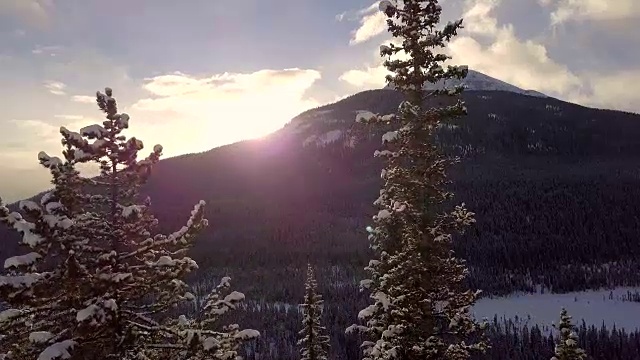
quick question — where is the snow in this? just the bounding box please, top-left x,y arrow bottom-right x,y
473,287 -> 640,332
384,69 -> 548,98
380,114 -> 395,122
76,304 -> 100,322
0,309 -> 21,323
104,298 -> 117,311
38,152 -> 62,168
60,127 -> 84,144
374,291 -> 390,310
224,291 -> 245,303
38,340 -> 76,360
3,213 -> 45,247
80,124 -> 107,139
178,314 -> 189,326
19,200 -> 40,212
358,305 -> 377,320
29,331 -> 54,344
303,134 -> 318,147
117,113 -> 130,128
374,150 -> 395,157
235,329 -> 260,340
121,205 -> 143,218
40,192 -> 54,205
74,149 -> 91,161
376,209 -> 391,219
381,131 -> 398,143
4,252 -> 41,269
355,111 -> 377,123
202,336 -> 220,351
90,139 -> 108,151
378,0 -> 393,13
45,202 -> 63,214
153,256 -> 176,267
302,130 -> 343,148
42,214 -> 74,229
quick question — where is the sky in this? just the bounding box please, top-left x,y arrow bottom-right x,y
0,0 -> 639,202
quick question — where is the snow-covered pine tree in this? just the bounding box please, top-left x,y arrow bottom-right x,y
346,1 -> 487,359
143,276 -> 259,360
297,264 -> 329,360
0,87 -> 208,360
551,308 -> 587,360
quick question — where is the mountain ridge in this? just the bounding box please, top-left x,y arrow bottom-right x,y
383,69 -> 548,98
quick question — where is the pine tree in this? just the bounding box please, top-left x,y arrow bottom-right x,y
346,1 -> 487,359
298,264 -> 329,360
0,87 -> 209,359
551,308 -> 587,360
146,276 -> 260,360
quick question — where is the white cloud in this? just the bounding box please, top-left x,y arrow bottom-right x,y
54,114 -> 85,120
0,0 -> 53,28
339,65 -> 390,88
43,80 -> 66,95
341,0 -> 581,95
572,71 -> 640,113
447,28 -> 582,95
338,1 -> 388,45
352,8 -> 387,44
130,68 -> 322,151
544,0 -> 640,24
32,45 -> 63,57
462,0 -> 500,35
71,95 -> 96,103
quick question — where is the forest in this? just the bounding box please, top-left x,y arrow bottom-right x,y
1,0 -> 639,360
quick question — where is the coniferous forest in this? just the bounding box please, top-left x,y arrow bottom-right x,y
1,1 -> 639,360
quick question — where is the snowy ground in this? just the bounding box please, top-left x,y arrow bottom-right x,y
473,287 -> 640,332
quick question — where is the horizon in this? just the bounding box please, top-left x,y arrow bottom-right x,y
1,0 -> 639,202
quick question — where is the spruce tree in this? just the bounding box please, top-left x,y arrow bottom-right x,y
0,87 -> 209,359
145,276 -> 260,360
551,308 -> 587,360
347,1 -> 487,359
298,264 -> 329,360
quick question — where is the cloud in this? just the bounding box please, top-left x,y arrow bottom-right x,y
573,71 -> 640,113
71,95 -> 96,103
43,81 -> 66,95
338,2 -> 388,45
543,0 -> 640,25
447,27 -> 583,95
340,0 -> 582,97
463,0 -> 500,35
0,0 -> 53,28
54,114 -> 85,120
130,68 -> 322,150
32,45 -> 63,57
339,65 -> 389,88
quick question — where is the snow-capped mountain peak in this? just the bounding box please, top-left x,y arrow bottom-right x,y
384,69 -> 547,98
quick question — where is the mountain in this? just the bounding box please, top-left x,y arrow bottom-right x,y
384,69 -> 548,98
4,86 -> 640,360
3,87 -> 640,295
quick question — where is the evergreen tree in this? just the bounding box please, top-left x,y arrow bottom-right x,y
146,276 -> 260,359
298,264 -> 329,360
551,308 -> 587,360
347,1 -> 487,359
0,87 -> 208,359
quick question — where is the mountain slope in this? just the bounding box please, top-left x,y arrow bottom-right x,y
384,69 -> 547,98
2,90 -> 640,297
